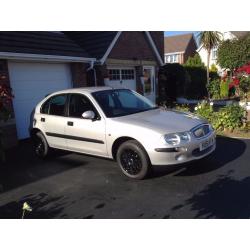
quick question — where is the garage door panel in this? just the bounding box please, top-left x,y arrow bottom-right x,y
8,62 -> 71,139
9,63 -> 71,81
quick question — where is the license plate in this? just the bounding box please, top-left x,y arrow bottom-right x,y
199,137 -> 214,151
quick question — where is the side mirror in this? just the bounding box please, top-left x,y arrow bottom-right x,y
82,110 -> 95,120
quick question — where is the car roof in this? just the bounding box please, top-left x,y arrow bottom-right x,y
47,86 -> 128,96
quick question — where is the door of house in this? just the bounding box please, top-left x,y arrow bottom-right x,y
106,67 -> 136,91
142,66 -> 155,103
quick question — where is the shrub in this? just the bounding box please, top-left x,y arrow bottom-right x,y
207,79 -> 221,99
184,66 -> 207,99
194,101 -> 214,123
210,64 -> 218,72
220,80 -> 229,98
184,53 -> 205,68
194,102 -> 244,131
214,104 -> 245,131
239,75 -> 250,95
173,104 -> 190,112
158,63 -> 187,104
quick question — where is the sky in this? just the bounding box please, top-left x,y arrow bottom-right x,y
164,31 -> 196,37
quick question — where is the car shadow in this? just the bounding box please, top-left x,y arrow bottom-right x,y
0,139 -> 86,193
169,171 -> 250,218
151,136 -> 247,178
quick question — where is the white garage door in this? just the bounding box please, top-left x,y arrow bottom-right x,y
106,67 -> 136,91
8,62 -> 72,139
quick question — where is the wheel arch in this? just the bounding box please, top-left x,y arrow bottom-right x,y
111,136 -> 149,161
30,128 -> 43,140
111,136 -> 136,160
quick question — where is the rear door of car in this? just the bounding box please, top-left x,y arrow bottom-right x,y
37,94 -> 68,150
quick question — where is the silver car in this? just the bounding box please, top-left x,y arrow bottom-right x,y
30,87 -> 216,179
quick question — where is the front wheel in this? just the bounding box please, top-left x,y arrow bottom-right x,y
33,131 -> 50,159
116,140 -> 151,180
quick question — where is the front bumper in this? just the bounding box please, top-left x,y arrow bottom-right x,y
148,131 -> 216,166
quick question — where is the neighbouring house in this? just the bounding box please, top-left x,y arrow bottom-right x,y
164,33 -> 197,64
197,31 -> 250,75
0,31 -> 164,148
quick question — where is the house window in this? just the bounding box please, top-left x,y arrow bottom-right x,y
165,54 -> 178,63
212,48 -> 218,60
109,69 -> 120,80
109,69 -> 135,81
121,69 -> 134,80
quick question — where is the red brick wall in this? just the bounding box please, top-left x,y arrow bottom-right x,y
70,62 -> 88,87
94,65 -> 108,86
108,32 -> 161,63
184,36 -> 197,63
150,31 -> 164,61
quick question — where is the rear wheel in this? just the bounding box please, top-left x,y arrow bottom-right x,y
116,140 -> 151,180
33,131 -> 50,158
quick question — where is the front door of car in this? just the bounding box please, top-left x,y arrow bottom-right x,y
64,94 -> 107,157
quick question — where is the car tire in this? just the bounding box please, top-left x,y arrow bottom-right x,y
33,131 -> 50,159
116,140 -> 151,180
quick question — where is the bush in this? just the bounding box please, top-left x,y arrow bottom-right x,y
158,63 -> 187,104
207,79 -> 221,99
209,64 -> 220,81
213,105 -> 245,131
239,75 -> 250,95
220,80 -> 229,98
194,102 -> 244,131
194,101 -> 214,123
173,104 -> 190,112
184,66 -> 207,99
184,53 -> 205,68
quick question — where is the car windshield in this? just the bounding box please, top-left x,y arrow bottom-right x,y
92,89 -> 158,118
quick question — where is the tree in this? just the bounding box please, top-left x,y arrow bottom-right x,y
184,53 -> 205,68
217,34 -> 250,75
199,31 -> 221,86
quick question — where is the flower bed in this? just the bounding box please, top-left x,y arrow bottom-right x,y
173,100 -> 246,132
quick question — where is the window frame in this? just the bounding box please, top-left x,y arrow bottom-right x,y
40,94 -> 68,117
108,68 -> 135,81
67,93 -> 101,120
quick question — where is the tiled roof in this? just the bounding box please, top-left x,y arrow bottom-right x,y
231,31 -> 250,38
0,31 -> 91,58
64,32 -> 118,59
164,33 -> 194,54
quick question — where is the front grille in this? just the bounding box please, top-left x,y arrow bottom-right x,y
191,124 -> 211,138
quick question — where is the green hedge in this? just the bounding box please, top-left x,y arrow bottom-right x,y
158,63 -> 207,104
184,66 -> 207,99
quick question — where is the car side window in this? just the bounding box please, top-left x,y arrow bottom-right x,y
41,94 -> 67,116
68,94 -> 98,118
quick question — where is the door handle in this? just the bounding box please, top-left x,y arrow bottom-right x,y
67,121 -> 74,126
41,117 -> 45,122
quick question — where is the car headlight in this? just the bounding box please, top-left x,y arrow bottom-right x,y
164,132 -> 191,146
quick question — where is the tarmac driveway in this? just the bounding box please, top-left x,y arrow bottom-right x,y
0,136 -> 249,219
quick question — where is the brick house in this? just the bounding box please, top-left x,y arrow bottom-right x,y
164,33 -> 197,64
0,31 -> 164,147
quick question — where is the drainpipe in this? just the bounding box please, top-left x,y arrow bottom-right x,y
87,60 -> 97,86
